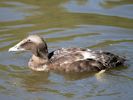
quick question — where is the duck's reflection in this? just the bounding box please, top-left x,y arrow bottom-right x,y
20,70 -> 96,92
10,65 -> 128,93
54,71 -> 96,81
21,71 -> 50,92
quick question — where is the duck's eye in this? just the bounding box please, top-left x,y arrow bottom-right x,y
27,39 -> 31,42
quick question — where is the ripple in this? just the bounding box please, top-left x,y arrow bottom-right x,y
89,39 -> 133,49
62,0 -> 133,19
0,1 -> 40,22
45,25 -> 133,48
29,28 -> 67,35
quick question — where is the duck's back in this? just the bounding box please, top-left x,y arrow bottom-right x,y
48,48 -> 125,72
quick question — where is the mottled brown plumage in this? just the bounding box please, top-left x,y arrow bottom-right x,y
9,35 -> 125,72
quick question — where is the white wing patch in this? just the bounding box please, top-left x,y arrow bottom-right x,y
86,49 -> 92,51
51,48 -> 97,62
80,51 -> 96,60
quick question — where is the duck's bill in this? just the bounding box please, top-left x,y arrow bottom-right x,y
9,46 -> 25,52
8,41 -> 26,52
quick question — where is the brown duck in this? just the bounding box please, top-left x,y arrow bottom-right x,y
9,35 -> 125,72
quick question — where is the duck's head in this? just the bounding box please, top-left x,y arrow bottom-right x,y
9,35 -> 48,58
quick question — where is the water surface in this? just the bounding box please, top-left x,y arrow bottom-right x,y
0,0 -> 133,100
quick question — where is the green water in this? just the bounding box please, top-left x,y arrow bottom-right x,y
0,0 -> 133,100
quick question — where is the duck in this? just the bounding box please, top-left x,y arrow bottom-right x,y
9,35 -> 125,72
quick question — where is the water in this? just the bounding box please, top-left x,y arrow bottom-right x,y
0,0 -> 133,100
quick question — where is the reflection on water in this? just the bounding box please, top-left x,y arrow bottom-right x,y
0,0 -> 133,100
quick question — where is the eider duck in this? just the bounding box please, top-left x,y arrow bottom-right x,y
9,35 -> 125,72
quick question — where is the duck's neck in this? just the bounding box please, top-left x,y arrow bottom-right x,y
32,55 -> 49,64
29,43 -> 51,71
28,55 -> 50,71
31,42 -> 49,59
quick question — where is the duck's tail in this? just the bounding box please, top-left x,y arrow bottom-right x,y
97,52 -> 126,69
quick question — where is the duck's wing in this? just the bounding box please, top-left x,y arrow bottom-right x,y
48,48 -> 103,72
49,48 -> 96,61
48,48 -> 125,72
